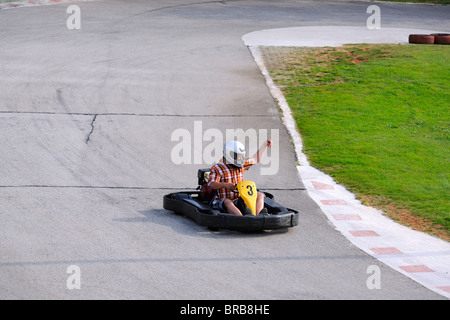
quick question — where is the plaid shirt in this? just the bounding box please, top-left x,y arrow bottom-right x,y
208,159 -> 255,205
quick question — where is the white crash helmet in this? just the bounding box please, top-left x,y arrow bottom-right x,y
223,140 -> 246,168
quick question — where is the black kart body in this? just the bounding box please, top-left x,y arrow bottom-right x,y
163,170 -> 299,232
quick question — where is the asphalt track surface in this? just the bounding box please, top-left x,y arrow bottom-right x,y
0,0 -> 449,300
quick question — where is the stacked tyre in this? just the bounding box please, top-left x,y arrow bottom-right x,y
409,33 -> 450,45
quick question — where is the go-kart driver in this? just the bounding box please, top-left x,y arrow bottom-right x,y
208,139 -> 272,216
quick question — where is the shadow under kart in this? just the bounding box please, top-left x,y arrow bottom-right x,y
163,171 -> 299,232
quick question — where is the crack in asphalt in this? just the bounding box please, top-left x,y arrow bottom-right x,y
0,185 -> 193,190
0,185 -> 306,191
0,111 -> 274,117
113,0 -> 244,26
121,0 -> 240,15
85,114 -> 97,144
0,254 -> 367,268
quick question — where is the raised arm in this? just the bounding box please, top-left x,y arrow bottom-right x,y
250,139 -> 272,164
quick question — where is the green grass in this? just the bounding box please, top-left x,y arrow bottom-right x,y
262,44 -> 449,240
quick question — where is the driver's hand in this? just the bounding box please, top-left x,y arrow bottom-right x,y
225,183 -> 237,191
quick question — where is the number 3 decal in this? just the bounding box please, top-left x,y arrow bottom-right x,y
246,185 -> 254,196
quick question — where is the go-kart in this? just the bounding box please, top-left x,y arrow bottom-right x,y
163,169 -> 299,232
